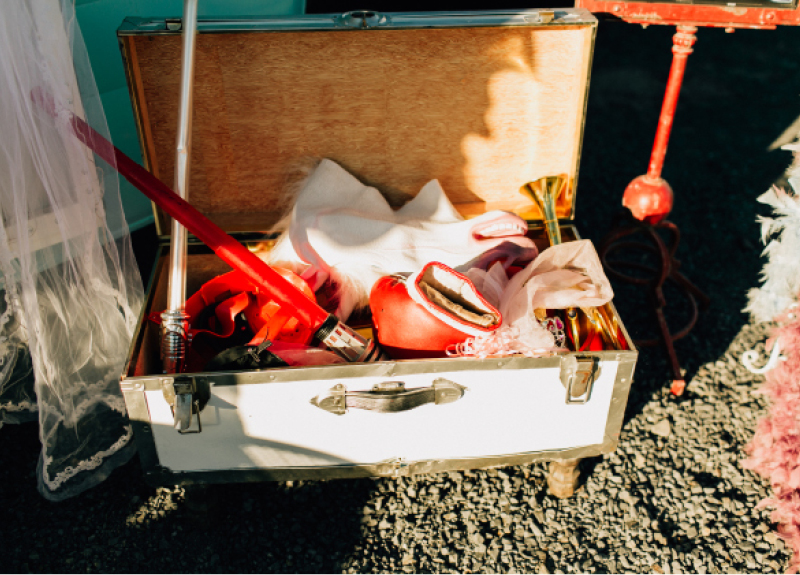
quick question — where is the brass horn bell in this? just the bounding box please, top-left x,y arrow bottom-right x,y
520,174 -> 568,246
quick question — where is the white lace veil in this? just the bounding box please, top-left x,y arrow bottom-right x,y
0,0 -> 144,500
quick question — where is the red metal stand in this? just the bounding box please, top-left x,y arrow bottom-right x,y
601,26 -> 710,396
649,26 -> 696,180
599,215 -> 710,396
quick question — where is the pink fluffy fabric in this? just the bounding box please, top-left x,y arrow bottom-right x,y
743,300 -> 800,572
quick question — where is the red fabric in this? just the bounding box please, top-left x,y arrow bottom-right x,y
184,269 -> 315,346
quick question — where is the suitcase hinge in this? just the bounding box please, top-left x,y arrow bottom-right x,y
335,10 -> 391,29
561,356 -> 600,405
524,11 -> 555,24
374,457 -> 408,477
165,18 -> 182,31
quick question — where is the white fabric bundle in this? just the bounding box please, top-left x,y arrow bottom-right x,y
266,159 -> 538,319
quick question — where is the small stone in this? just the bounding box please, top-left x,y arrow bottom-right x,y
651,419 -> 672,437
765,532 -> 779,545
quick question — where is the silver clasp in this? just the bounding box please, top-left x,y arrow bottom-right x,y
161,375 -> 204,433
561,356 -> 600,405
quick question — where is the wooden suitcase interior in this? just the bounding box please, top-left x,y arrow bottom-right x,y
121,21 -> 594,236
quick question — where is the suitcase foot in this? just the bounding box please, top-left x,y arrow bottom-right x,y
547,458 -> 581,499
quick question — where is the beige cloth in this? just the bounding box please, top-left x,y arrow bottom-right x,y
462,240 -> 614,356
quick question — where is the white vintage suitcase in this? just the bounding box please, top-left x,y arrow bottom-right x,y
118,8 -> 638,493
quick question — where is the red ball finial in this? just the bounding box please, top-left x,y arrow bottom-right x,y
622,174 -> 674,224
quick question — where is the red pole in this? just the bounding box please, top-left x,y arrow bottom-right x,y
647,25 -> 697,179
69,114 -> 330,332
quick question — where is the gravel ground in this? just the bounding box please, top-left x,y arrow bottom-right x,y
3,12 -> 800,574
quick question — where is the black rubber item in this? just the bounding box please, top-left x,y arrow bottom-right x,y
204,340 -> 288,372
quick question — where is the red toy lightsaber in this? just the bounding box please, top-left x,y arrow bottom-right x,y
36,91 -> 386,363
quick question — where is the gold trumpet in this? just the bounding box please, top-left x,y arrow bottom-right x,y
521,175 -> 624,351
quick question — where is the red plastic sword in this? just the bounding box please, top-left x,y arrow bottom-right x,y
34,90 -> 385,363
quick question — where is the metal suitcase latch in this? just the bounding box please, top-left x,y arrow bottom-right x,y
161,375 -> 210,433
336,10 -> 391,29
311,378 -> 467,415
561,356 -> 600,405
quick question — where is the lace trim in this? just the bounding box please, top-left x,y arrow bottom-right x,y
40,424 -> 133,491
0,399 -> 37,413
30,363 -> 125,422
36,389 -> 128,425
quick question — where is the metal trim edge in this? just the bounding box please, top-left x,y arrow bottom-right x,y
142,443 -> 612,487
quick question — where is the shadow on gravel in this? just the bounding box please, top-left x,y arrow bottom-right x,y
0,420 -> 373,573
135,477 -> 376,574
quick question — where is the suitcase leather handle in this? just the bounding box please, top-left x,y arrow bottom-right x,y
311,378 -> 467,415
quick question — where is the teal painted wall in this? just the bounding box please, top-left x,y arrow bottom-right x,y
75,0 -> 306,232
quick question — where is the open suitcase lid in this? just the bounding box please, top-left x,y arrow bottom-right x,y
119,9 -> 597,236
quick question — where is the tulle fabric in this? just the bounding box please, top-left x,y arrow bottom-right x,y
0,0 -> 144,500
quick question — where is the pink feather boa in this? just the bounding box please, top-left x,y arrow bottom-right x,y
743,300 -> 800,572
